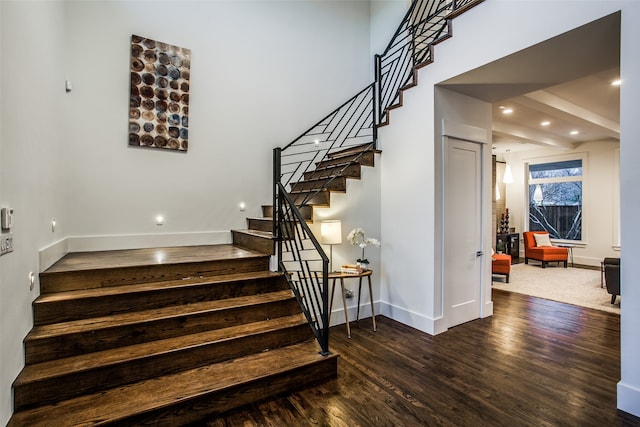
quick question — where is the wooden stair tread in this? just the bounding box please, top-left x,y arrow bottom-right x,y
290,178 -> 346,193
15,314 -> 307,386
288,187 -> 329,196
35,270 -> 282,303
9,341 -> 335,426
261,205 -> 313,221
326,143 -> 375,159
315,150 -> 376,170
26,290 -> 295,341
304,162 -> 361,179
42,244 -> 267,275
293,176 -> 347,186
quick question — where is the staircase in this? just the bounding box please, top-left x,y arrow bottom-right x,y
232,143 -> 380,254
9,245 -> 337,426
8,2 -> 488,424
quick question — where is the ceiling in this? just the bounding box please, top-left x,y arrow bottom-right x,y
439,12 -> 621,157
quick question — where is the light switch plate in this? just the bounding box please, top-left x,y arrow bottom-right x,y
1,233 -> 14,255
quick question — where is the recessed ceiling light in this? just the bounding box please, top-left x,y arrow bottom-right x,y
612,79 -> 622,86
540,121 -> 551,126
502,108 -> 513,115
570,130 -> 579,135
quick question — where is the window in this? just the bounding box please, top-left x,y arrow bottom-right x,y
527,158 -> 583,241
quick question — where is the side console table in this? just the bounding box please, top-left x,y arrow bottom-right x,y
328,270 -> 376,338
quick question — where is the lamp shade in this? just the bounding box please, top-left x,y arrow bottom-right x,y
503,164 -> 514,183
320,220 -> 342,245
533,184 -> 543,204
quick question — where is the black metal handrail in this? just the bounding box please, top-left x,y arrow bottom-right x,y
279,84 -> 376,199
275,180 -> 330,355
272,0 -> 484,355
376,0 -> 470,125
277,1 -> 482,189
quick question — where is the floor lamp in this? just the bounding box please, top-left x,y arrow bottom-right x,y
320,220 -> 342,273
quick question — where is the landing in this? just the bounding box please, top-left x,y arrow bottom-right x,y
44,244 -> 266,274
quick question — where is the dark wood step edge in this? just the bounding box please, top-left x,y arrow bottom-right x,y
33,271 -> 286,326
24,290 -> 299,364
14,315 -> 310,410
8,341 -> 338,427
39,255 -> 272,294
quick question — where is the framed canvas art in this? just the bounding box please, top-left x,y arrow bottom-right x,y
129,35 -> 190,152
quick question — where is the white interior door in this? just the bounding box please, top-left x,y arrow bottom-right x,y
444,137 -> 483,328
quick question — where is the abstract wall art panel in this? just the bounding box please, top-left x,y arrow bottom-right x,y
129,35 -> 190,152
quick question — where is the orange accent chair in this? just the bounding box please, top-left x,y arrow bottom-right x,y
492,253 -> 511,282
523,231 -> 568,268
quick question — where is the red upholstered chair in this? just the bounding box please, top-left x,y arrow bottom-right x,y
492,253 -> 511,282
523,231 -> 568,268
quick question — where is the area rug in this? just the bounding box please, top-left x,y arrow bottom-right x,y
492,263 -> 620,314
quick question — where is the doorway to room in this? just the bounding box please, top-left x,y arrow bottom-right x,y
443,135 -> 485,328
437,11 -> 621,322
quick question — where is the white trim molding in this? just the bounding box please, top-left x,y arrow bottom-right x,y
379,301 -> 447,336
618,381 -> 640,418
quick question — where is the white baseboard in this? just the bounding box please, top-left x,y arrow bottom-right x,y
618,381 -> 640,418
329,302 -> 380,329
38,231 -> 232,272
39,238 -> 69,272
482,300 -> 494,318
378,301 -> 447,336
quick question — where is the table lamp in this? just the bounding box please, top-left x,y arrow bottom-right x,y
320,220 -> 342,272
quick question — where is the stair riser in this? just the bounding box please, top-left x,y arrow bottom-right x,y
289,191 -> 330,207
326,143 -> 374,159
40,257 -> 271,293
25,298 -> 301,364
246,218 -> 299,234
262,205 -> 272,217
303,163 -> 361,181
290,177 -> 346,193
316,151 -> 374,169
247,218 -> 273,232
262,205 -> 313,222
15,323 -> 311,410
114,356 -> 338,426
33,276 -> 290,326
231,231 -> 275,255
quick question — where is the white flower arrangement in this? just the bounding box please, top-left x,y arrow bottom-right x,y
347,227 -> 380,264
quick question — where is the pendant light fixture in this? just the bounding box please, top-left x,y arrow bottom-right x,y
503,149 -> 514,184
533,184 -> 544,205
503,164 -> 514,183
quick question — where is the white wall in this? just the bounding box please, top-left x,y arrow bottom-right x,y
0,2 -> 3,422
618,3 -> 640,418
378,0 -> 640,417
0,1 -> 374,423
0,1 -> 67,422
60,0 -> 371,248
504,140 -> 620,266
376,85 -> 492,335
370,0 -> 409,57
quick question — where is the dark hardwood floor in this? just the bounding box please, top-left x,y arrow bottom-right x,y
203,289 -> 640,427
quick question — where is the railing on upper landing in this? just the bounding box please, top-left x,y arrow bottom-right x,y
273,0 -> 485,355
375,0 -> 482,125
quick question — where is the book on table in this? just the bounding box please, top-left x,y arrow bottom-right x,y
340,264 -> 362,275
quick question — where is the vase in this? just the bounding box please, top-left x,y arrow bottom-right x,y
357,262 -> 370,271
